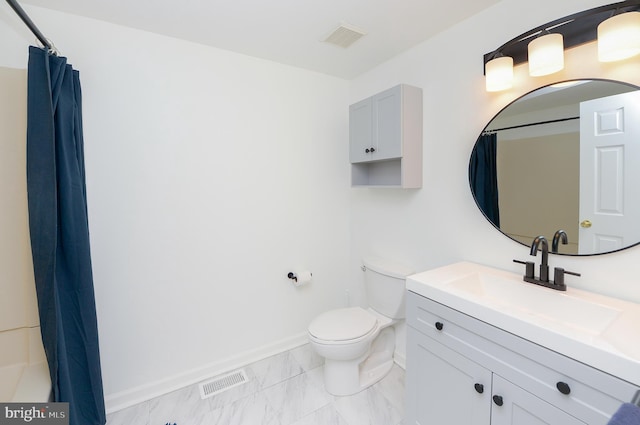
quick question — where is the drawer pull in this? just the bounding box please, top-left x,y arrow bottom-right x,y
556,381 -> 571,395
492,395 -> 504,406
474,383 -> 484,394
435,322 -> 444,331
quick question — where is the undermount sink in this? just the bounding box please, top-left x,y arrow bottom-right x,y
447,271 -> 620,336
406,261 -> 640,385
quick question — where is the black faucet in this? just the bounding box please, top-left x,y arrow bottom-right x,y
530,235 -> 549,282
552,230 -> 568,253
513,234 -> 581,291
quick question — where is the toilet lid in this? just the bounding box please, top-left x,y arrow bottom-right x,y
309,307 -> 377,342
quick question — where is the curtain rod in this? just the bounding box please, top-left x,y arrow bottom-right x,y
5,0 -> 54,52
482,116 -> 579,135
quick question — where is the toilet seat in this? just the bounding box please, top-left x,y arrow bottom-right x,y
308,307 -> 377,343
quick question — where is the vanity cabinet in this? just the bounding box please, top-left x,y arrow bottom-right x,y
491,375 -> 585,425
406,291 -> 638,425
408,327 -> 491,425
349,84 -> 422,188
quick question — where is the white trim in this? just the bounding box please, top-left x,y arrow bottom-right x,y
393,349 -> 406,370
104,332 -> 308,414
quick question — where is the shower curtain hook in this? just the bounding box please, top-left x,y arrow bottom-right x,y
36,37 -> 59,56
46,39 -> 60,56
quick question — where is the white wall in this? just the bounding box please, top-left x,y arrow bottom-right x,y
0,5 -> 351,411
0,66 -> 38,333
349,0 -> 640,361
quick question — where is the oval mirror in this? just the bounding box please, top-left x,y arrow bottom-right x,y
470,79 -> 640,255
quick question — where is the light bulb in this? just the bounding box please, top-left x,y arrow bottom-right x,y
485,56 -> 513,92
528,33 -> 564,77
598,12 -> 640,62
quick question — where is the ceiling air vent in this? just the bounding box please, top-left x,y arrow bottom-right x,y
323,24 -> 367,48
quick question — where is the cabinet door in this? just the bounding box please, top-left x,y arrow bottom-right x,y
372,86 -> 402,161
406,327 -> 491,425
491,375 -> 586,425
349,97 -> 373,163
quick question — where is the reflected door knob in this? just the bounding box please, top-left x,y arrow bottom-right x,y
580,220 -> 592,228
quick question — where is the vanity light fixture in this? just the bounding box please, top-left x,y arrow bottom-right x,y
528,32 -> 564,76
598,11 -> 640,62
483,0 -> 640,92
485,54 -> 514,92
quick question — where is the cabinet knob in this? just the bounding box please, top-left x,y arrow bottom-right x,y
474,383 -> 484,394
435,322 -> 444,331
370,147 -> 376,152
365,148 -> 370,153
492,395 -> 504,406
556,381 -> 571,395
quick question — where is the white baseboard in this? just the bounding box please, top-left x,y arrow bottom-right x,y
104,332 -> 309,414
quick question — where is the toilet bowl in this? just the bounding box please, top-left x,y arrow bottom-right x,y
308,258 -> 411,396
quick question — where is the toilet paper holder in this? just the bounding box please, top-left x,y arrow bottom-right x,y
287,271 -> 312,282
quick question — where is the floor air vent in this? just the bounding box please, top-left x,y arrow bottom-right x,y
199,369 -> 249,399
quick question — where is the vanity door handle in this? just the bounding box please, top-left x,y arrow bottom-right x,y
474,383 -> 484,394
556,381 -> 571,395
492,395 -> 504,406
435,322 -> 444,331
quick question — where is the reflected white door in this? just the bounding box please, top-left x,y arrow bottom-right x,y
579,90 -> 640,254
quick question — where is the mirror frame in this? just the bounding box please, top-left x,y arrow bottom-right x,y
470,78 -> 640,256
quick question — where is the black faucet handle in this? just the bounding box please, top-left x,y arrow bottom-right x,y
513,259 -> 535,279
553,267 -> 580,289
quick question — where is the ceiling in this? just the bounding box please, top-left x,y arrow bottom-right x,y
19,0 -> 501,79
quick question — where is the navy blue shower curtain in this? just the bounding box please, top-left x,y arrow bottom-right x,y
26,46 -> 106,425
469,133 -> 500,227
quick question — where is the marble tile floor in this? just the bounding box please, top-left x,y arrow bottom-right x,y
106,343 -> 405,425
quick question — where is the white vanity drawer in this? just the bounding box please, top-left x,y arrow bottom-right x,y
407,290 -> 639,425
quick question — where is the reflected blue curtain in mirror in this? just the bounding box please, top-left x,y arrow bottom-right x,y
26,46 -> 106,425
469,133 -> 500,227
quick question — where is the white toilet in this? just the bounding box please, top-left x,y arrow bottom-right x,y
308,258 -> 412,396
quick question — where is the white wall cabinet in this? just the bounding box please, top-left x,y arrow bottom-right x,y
406,291 -> 639,425
349,84 -> 422,188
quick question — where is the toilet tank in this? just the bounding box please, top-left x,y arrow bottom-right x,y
363,258 -> 413,319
